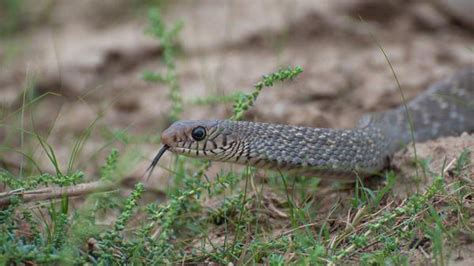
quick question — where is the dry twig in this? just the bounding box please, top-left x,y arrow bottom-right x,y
0,181 -> 117,207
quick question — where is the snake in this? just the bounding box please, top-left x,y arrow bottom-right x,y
147,68 -> 473,180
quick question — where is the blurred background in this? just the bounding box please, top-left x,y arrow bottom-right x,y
1,1 -> 473,264
1,0 -> 473,188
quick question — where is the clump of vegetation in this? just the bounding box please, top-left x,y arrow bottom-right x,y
143,8 -> 184,123
232,66 -> 303,120
0,0 -> 24,36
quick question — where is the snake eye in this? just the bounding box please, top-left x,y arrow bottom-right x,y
191,126 -> 206,141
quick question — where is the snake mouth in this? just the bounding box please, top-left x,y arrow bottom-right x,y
172,146 -> 230,159
172,147 -> 210,157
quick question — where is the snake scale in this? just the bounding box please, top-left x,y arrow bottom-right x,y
148,68 -> 473,180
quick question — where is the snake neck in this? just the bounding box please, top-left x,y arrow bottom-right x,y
213,120 -> 391,178
217,68 -> 473,178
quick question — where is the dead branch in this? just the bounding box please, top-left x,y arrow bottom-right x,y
0,181 -> 117,207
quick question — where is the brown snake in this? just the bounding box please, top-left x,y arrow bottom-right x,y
147,68 -> 473,180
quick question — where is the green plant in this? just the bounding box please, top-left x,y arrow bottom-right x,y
143,8 -> 184,123
232,66 -> 303,120
0,0 -> 24,36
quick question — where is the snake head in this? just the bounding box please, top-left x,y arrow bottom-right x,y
146,120 -> 226,178
160,120 -> 228,155
160,119 -> 247,161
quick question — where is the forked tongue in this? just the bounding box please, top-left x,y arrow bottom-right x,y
144,145 -> 169,181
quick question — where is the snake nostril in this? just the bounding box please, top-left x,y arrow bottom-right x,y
161,128 -> 176,145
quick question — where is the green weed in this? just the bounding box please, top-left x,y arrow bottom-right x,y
143,8 -> 184,123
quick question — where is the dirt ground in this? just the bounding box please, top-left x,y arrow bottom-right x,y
0,0 -> 473,263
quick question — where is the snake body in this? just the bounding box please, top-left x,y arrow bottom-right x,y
152,68 -> 473,179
